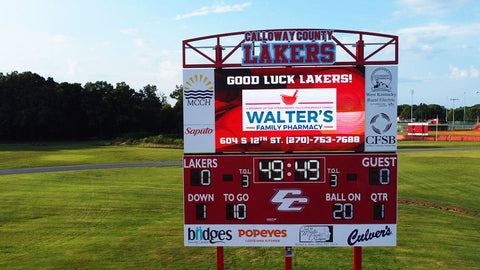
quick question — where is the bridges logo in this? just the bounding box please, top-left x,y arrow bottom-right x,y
184,74 -> 214,106
187,226 -> 233,244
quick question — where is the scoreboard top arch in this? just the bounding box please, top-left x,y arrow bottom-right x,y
183,29 -> 398,68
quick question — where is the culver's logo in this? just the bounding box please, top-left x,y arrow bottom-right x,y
347,225 -> 392,246
184,74 -> 213,106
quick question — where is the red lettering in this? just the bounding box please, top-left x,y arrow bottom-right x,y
242,44 -> 256,64
185,127 -> 213,136
290,44 -> 304,63
238,229 -> 287,238
320,43 -> 335,63
273,44 -> 289,63
258,44 -> 272,64
305,43 -> 319,63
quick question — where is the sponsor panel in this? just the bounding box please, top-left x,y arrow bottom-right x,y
364,66 -> 398,152
184,224 -> 396,247
183,69 -> 215,153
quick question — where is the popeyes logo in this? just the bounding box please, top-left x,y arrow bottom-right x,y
238,229 -> 288,238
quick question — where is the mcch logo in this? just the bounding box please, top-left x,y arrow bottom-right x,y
184,74 -> 213,106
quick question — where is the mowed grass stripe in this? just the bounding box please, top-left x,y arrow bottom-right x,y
0,142 -> 182,169
398,149 -> 480,213
0,167 -> 183,269
0,142 -> 479,269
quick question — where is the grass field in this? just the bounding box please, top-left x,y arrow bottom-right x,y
0,141 -> 479,269
0,141 -> 182,169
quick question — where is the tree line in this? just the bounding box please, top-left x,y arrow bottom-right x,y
0,71 -> 182,141
1,71 -> 479,141
398,103 -> 480,123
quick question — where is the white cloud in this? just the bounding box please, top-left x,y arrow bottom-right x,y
470,66 -> 479,78
397,23 -> 480,52
394,0 -> 470,17
449,65 -> 479,79
67,58 -> 78,76
449,65 -> 468,79
134,38 -> 148,50
120,28 -> 138,35
175,2 -> 251,20
158,60 -> 180,80
397,23 -> 451,51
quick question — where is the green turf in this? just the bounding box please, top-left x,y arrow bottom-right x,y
398,140 -> 480,149
0,142 -> 479,269
0,141 -> 182,169
398,149 -> 480,213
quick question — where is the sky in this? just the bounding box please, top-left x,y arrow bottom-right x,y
1,0 -> 479,107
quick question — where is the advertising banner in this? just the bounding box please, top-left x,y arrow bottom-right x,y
184,224 -> 396,247
183,69 -> 216,153
364,66 -> 398,152
184,67 -> 366,153
183,66 -> 397,153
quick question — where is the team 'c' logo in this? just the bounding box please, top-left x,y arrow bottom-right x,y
271,189 -> 309,212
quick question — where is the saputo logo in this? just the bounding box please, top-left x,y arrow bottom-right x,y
187,227 -> 233,244
184,127 -> 214,136
184,74 -> 214,106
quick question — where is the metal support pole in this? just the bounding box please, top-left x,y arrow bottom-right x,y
353,247 -> 362,270
355,38 -> 364,65
217,246 -> 223,270
285,246 -> 293,270
215,38 -> 223,68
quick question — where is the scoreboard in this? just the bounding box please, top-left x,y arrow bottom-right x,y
182,29 -> 399,248
184,153 -> 397,247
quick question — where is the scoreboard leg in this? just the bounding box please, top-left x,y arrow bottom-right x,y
217,246 -> 223,270
353,246 -> 362,270
285,246 -> 293,270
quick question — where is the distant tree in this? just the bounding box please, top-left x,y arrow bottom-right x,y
465,105 -> 480,123
82,81 -> 115,137
398,105 -> 411,120
0,72 -> 184,140
169,85 -> 183,134
170,84 -> 183,108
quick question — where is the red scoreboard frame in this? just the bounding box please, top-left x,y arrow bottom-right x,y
184,153 -> 397,247
183,29 -> 398,247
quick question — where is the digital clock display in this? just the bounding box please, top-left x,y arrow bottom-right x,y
257,159 -> 323,181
